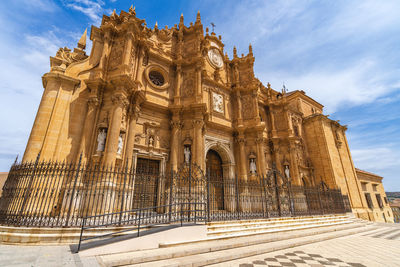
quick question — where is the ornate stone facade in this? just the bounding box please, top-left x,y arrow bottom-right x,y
20,8 -> 390,221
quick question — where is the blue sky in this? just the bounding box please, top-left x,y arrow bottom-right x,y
0,1 -> 399,191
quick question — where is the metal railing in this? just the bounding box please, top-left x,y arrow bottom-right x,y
0,157 -> 351,228
77,202 -> 206,252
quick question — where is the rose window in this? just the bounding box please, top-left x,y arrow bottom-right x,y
149,71 -> 165,86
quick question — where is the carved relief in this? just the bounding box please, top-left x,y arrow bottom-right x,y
212,92 -> 224,113
241,94 -> 253,120
182,72 -> 195,97
108,39 -> 125,70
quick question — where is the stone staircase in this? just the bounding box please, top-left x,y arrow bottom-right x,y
92,214 -> 376,267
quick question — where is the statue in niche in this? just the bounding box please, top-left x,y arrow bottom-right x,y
184,146 -> 191,164
284,165 -> 290,179
249,158 -> 257,174
117,134 -> 123,155
148,135 -> 155,146
96,129 -> 107,152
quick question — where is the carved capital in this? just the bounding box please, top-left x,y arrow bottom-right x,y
192,119 -> 204,128
87,97 -> 99,109
170,120 -> 182,129
255,137 -> 264,144
111,94 -> 128,108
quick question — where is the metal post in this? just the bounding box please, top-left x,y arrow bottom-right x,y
65,153 -> 82,227
206,168 -> 211,222
119,163 -> 129,225
188,163 -> 191,222
235,174 -> 240,220
180,202 -> 183,226
273,168 -> 281,217
77,217 -> 86,253
288,182 -> 294,217
19,153 -> 40,215
137,210 -> 141,237
194,202 -> 197,224
168,169 -> 173,223
259,174 -> 266,218
317,186 -> 323,215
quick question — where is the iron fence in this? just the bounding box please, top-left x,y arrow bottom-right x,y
0,156 -> 352,228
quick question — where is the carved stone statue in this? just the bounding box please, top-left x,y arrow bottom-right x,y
184,146 -> 191,164
284,165 -> 290,178
117,134 -> 123,154
96,129 -> 107,152
149,136 -> 155,146
249,158 -> 257,174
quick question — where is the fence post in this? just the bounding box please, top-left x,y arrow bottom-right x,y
77,217 -> 86,253
317,186 -> 323,215
137,210 -> 141,237
235,174 -> 240,220
65,153 -> 82,227
259,174 -> 266,218
188,163 -> 191,222
119,163 -> 129,225
288,182 -> 294,217
19,153 -> 40,215
194,202 -> 197,224
180,202 -> 183,226
206,168 -> 210,222
273,168 -> 281,217
168,170 -> 173,223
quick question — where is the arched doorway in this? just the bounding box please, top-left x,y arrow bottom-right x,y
206,150 -> 224,210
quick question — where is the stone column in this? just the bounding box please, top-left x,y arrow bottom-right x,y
193,119 -> 204,168
195,63 -> 202,103
174,65 -> 181,105
23,75 -> 60,162
289,141 -> 301,185
124,105 -> 140,168
256,137 -> 266,177
170,121 -> 181,171
237,134 -> 247,181
103,93 -> 128,166
78,96 -> 99,162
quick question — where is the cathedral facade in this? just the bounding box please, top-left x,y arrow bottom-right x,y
17,8 -> 379,221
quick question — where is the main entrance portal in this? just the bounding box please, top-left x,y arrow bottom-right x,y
206,150 -> 224,210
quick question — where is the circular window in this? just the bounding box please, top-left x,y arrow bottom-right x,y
149,71 -> 164,86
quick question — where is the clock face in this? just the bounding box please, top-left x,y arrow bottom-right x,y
208,48 -> 223,68
212,92 -> 224,113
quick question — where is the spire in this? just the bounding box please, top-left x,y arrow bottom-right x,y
248,43 -> 253,55
179,13 -> 184,27
77,28 -> 87,50
129,4 -> 136,15
154,21 -> 158,30
195,10 -> 201,25
233,46 -> 238,58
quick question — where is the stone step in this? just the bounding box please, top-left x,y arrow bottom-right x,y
96,221 -> 372,267
120,224 -> 376,267
207,216 -> 349,233
207,219 -> 353,237
206,214 -> 347,226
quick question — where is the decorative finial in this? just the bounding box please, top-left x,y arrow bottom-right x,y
267,82 -> 271,90
249,43 -> 253,55
195,10 -> 201,25
233,46 -> 238,58
129,5 -> 136,15
155,21 -> 158,29
77,28 -> 87,50
112,9 -> 116,16
180,13 -> 184,25
206,27 -> 209,35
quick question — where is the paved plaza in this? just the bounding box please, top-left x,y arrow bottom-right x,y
1,224 -> 399,267
210,225 -> 400,267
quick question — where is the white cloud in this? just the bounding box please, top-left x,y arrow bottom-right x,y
64,0 -> 105,25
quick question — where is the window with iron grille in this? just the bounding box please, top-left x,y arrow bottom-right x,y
376,194 -> 383,208
365,193 -> 373,208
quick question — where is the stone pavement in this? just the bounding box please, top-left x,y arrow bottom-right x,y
209,226 -> 400,267
0,244 -> 99,267
0,224 -> 399,266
